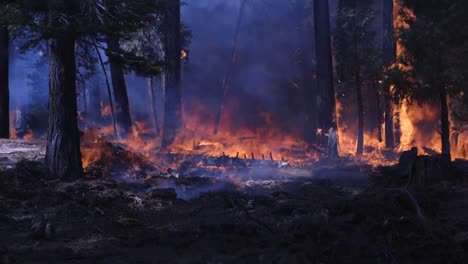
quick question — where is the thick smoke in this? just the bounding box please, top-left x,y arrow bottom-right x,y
9,0 -> 317,138
180,0 -> 309,133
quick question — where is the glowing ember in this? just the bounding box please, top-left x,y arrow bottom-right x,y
181,50 -> 188,59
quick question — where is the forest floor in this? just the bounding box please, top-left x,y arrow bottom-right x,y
1,141 -> 468,263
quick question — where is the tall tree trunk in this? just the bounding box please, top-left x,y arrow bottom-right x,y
89,77 -> 101,122
353,18 -> 364,156
161,0 -> 182,149
88,75 -> 102,124
372,81 -> 383,142
394,104 -> 401,146
107,36 -> 132,137
314,0 -> 338,157
147,77 -> 160,136
46,30 -> 83,179
383,88 -> 394,148
0,27 -> 9,139
356,73 -> 364,156
439,87 -> 451,157
213,0 -> 247,135
94,43 -> 118,138
383,0 -> 396,149
296,0 -> 318,144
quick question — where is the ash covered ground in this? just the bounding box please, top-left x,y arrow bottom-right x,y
1,141 -> 468,263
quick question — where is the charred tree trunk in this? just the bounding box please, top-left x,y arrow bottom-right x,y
88,76 -> 102,123
107,36 -> 132,137
384,87 -> 394,148
46,24 -> 82,179
296,0 -> 318,144
355,71 -> 364,156
314,0 -> 338,157
0,27 -> 9,139
383,0 -> 396,149
374,82 -> 383,142
213,0 -> 246,135
161,0 -> 182,149
440,87 -> 451,157
94,43 -> 118,139
394,104 -> 401,146
147,77 -> 160,136
352,13 -> 364,156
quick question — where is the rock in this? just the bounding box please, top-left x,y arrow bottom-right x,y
150,188 -> 177,200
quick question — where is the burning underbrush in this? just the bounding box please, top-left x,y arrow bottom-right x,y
75,95 -> 468,199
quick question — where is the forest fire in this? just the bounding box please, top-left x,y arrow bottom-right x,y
1,0 -> 468,262
80,99 -> 319,178
8,110 -> 35,140
79,92 -> 467,181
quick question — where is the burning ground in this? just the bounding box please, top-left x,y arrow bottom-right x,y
1,140 -> 468,263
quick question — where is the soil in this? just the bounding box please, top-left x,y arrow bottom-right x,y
1,149 -> 468,263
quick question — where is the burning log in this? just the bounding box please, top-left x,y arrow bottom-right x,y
82,141 -> 159,178
422,146 -> 439,156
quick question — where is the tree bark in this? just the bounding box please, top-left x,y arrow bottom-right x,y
314,0 -> 338,157
147,77 -> 160,136
46,30 -> 83,180
383,87 -> 394,148
107,36 -> 132,138
213,0 -> 247,135
394,104 -> 401,146
94,43 -> 118,139
383,0 -> 397,149
355,71 -> 364,156
374,82 -> 383,142
161,0 -> 182,149
440,88 -> 451,157
0,27 -> 9,139
352,10 -> 364,156
296,0 -> 318,144
88,75 -> 102,123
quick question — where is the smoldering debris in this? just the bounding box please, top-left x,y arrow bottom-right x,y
1,159 -> 468,263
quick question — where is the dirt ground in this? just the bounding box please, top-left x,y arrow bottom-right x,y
1,157 -> 468,264
0,140 -> 45,170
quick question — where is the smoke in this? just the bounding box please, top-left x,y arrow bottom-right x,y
8,0 -> 314,138
180,0 -> 309,133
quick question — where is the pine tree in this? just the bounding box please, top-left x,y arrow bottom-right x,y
0,27 -> 8,138
334,0 -> 381,156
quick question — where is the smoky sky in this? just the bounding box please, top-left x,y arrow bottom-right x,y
9,0 -> 328,134
181,0 -> 309,131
